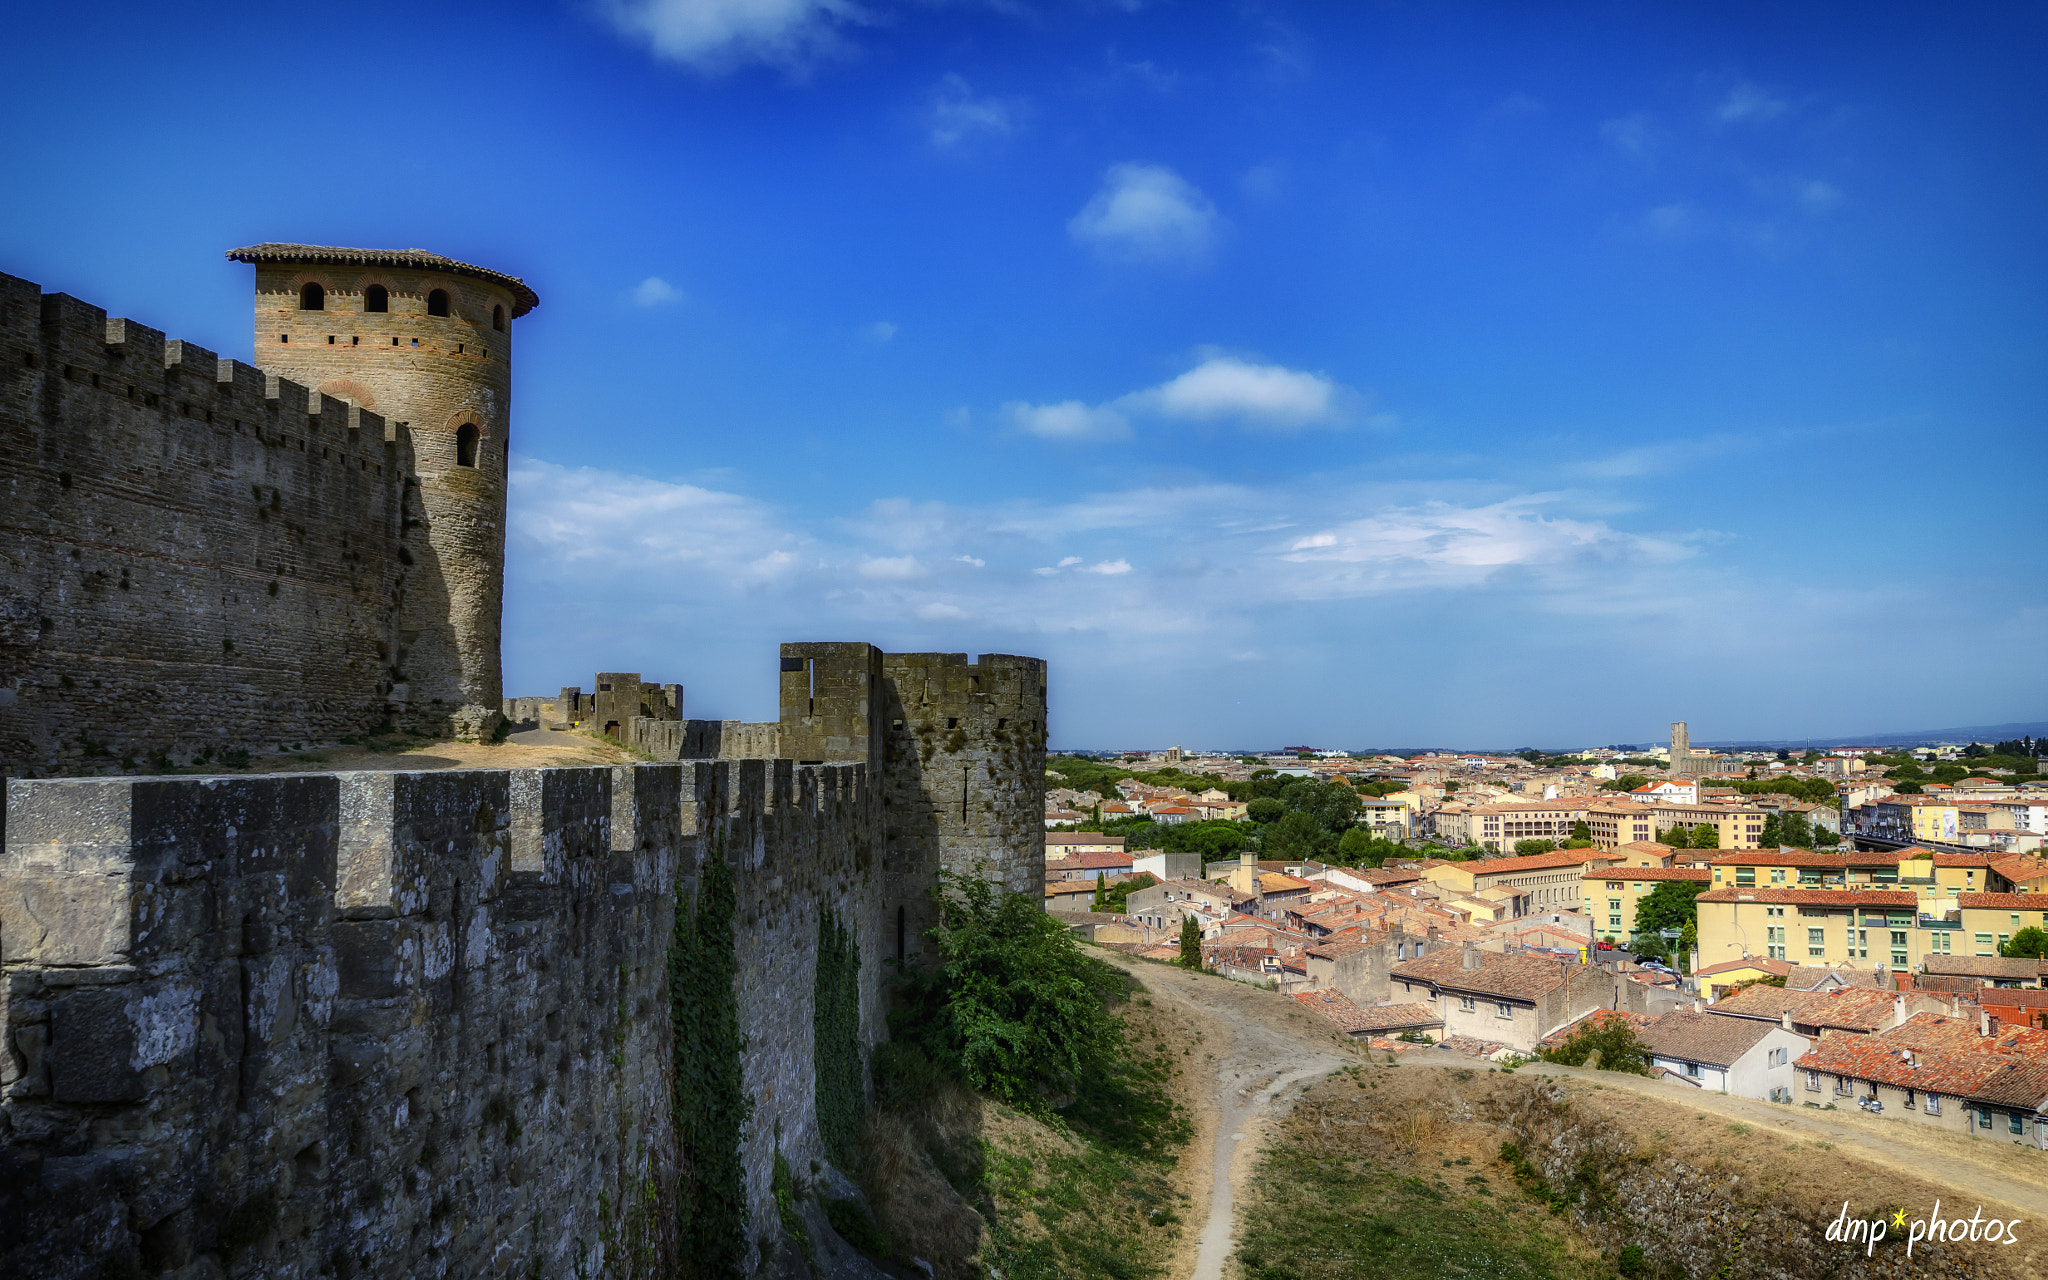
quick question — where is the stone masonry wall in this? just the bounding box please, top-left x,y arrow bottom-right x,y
248,259 -> 518,730
0,758 -> 886,1279
879,653 -> 1048,963
0,271 -> 423,777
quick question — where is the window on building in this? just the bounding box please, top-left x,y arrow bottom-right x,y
299,282 -> 324,310
1807,927 -> 1826,956
2011,1112 -> 2025,1136
1979,1108 -> 1993,1130
1904,1090 -> 1915,1109
456,423 -> 479,467
428,288 -> 450,317
1975,933 -> 1995,955
1806,1070 -> 1819,1091
1685,1061 -> 1702,1078
1496,1002 -> 1512,1019
364,284 -> 387,313
1458,995 -> 1475,1012
1925,1094 -> 1941,1115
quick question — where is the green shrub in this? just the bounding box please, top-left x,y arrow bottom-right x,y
892,870 -> 1127,1118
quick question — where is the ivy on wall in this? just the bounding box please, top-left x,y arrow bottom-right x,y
671,830 -> 752,1277
813,907 -> 865,1169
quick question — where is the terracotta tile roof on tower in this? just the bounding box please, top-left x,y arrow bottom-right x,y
226,243 -> 540,315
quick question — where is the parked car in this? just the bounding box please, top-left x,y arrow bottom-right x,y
1595,940 -> 1616,951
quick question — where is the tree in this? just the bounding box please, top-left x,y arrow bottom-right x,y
1602,774 -> 1651,793
1538,1016 -> 1651,1075
1780,812 -> 1813,848
1246,797 -> 1286,824
1634,880 -> 1708,941
1691,823 -> 1721,850
2003,927 -> 2048,960
1178,914 -> 1203,968
1570,820 -> 1592,841
1262,810 -> 1328,860
1443,780 -> 1461,794
1090,876 -> 1107,911
893,870 -> 1127,1117
1514,839 -> 1558,856
1894,781 -> 1924,794
1811,824 -> 1841,847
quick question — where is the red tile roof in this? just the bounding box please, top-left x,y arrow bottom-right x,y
1580,867 -> 1712,882
1695,887 -> 1918,907
1958,892 -> 2047,910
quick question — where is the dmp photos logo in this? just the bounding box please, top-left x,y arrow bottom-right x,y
1825,1200 -> 2025,1257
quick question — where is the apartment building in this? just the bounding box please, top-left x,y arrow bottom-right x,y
1695,886 -> 1930,970
1423,847 -> 1623,914
1581,865 -> 1712,940
1957,893 -> 2048,961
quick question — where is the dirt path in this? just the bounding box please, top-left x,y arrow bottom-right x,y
1094,955 -> 1356,1280
1094,950 -> 2048,1279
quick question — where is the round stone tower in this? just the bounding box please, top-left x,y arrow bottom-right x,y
227,243 -> 539,738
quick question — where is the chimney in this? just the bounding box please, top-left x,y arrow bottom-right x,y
1893,996 -> 1907,1029
1980,1009 -> 1991,1038
1780,1010 -> 1794,1032
1461,943 -> 1483,971
1692,999 -> 1703,1014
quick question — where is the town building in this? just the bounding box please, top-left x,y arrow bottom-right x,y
1637,1005 -> 1810,1101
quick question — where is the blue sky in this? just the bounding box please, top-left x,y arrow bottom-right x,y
4,2 -> 2044,748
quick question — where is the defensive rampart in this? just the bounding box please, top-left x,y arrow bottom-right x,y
0,271 -> 426,775
0,758 -> 884,1279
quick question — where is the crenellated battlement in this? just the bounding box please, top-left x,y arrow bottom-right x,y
0,757 -> 884,1278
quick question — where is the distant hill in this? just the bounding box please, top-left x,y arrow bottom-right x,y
1691,721 -> 2048,751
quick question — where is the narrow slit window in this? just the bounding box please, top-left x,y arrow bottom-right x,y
456,423 -> 479,467
363,284 -> 388,313
492,304 -> 505,331
427,288 -> 450,317
299,282 -> 324,310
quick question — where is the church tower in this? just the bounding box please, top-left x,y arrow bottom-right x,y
228,244 -> 537,737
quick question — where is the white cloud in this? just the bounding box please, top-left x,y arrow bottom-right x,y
1717,81 -> 1787,124
1133,357 -> 1340,428
954,554 -> 985,567
633,276 -> 682,306
1600,113 -> 1656,158
929,74 -> 1019,149
1067,163 -> 1222,265
917,602 -> 973,621
1008,356 -> 1353,443
861,320 -> 897,343
1004,399 -> 1132,442
1058,557 -> 1083,568
856,555 -> 922,580
1083,559 -> 1132,575
598,0 -> 861,73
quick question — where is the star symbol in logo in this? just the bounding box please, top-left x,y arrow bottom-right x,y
1892,1209 -> 1908,1229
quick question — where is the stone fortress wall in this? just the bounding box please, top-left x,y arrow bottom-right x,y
0,271 -> 421,775
1,758 -> 887,1279
0,248 -> 1048,1278
0,248 -> 536,777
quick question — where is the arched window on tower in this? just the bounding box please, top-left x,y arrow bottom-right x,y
427,288 -> 450,317
492,304 -> 505,331
299,282 -> 325,311
363,284 -> 388,313
456,423 -> 479,468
